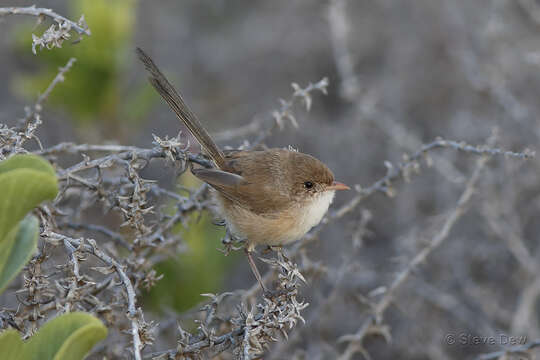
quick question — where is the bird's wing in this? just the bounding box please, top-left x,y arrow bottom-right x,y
191,168 -> 253,207
193,149 -> 293,215
192,168 -> 245,187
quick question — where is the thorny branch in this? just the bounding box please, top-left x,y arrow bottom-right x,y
47,232 -> 145,360
213,77 -> 328,144
26,58 -> 77,123
2,65 -> 534,359
1,66 -> 337,359
148,251 -> 308,359
1,57 -> 77,158
477,339 -> 540,360
2,5 -> 539,359
0,6 -> 90,54
0,6 -> 90,35
331,137 -> 534,220
320,2 -> 540,358
241,135 -> 534,300
337,146 -> 490,360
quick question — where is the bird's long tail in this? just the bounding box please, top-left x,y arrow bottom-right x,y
136,47 -> 226,169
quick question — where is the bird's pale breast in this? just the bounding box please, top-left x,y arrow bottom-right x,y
216,190 -> 335,250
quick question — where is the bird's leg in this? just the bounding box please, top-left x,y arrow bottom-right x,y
244,248 -> 269,295
212,218 -> 227,227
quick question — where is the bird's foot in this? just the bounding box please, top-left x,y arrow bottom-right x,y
262,245 -> 283,255
262,288 -> 287,300
262,246 -> 272,255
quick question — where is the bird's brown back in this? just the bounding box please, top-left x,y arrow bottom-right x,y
202,148 -> 335,215
136,48 -> 336,216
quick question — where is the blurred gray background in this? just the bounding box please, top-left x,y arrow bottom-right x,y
2,0 -> 540,359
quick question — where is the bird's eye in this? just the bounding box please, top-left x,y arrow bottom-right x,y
304,181 -> 314,189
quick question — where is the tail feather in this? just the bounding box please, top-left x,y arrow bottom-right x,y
136,47 -> 226,169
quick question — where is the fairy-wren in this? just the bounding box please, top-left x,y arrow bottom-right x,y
137,48 -> 349,293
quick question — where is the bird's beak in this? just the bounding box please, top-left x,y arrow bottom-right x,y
327,181 -> 350,191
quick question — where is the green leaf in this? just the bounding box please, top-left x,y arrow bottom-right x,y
26,312 -> 107,360
0,154 -> 58,294
0,330 -> 25,360
0,216 -> 39,294
0,312 -> 107,360
0,155 -> 58,244
0,154 -> 56,177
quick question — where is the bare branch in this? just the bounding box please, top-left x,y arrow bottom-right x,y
332,137 -> 534,220
46,232 -> 144,360
25,58 -> 77,124
337,151 -> 490,360
477,339 -> 540,360
0,6 -> 91,35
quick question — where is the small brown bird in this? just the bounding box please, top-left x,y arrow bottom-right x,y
137,48 -> 349,293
